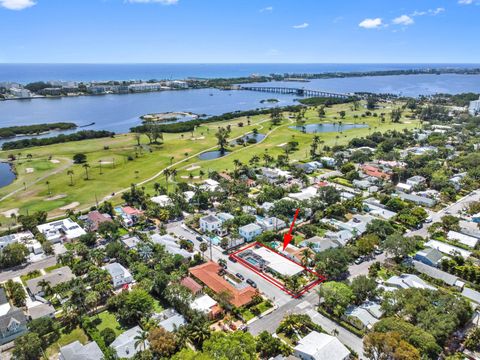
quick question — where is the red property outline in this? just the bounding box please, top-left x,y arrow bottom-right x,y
230,241 -> 326,298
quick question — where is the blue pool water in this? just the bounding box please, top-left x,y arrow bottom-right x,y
246,257 -> 260,266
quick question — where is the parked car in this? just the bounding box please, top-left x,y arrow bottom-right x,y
374,248 -> 383,255
228,255 -> 237,263
425,217 -> 433,223
236,273 -> 245,280
196,236 -> 204,242
246,279 -> 257,288
354,257 -> 364,265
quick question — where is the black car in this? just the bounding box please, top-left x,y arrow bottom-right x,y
246,279 -> 257,288
196,236 -> 204,242
228,255 -> 237,263
236,273 -> 245,280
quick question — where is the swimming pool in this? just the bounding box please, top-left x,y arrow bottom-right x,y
246,257 -> 260,266
210,236 -> 222,245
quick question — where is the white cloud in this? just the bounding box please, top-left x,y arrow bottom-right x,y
0,0 -> 36,10
358,18 -> 383,29
393,14 -> 414,25
292,22 -> 309,29
260,6 -> 273,12
458,0 -> 473,4
128,0 -> 179,4
431,7 -> 445,15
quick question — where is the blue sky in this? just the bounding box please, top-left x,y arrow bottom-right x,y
0,0 -> 479,63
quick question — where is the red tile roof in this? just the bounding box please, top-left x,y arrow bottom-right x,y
122,206 -> 144,216
361,165 -> 392,180
189,261 -> 257,308
86,211 -> 112,231
181,276 -> 203,295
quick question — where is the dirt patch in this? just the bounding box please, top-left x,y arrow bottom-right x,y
1,208 -> 19,217
60,202 -> 79,210
45,194 -> 67,201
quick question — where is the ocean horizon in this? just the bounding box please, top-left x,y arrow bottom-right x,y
1,63 -> 479,84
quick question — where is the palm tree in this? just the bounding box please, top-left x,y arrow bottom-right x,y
38,279 -> 52,297
199,169 -> 205,179
67,170 -> 74,186
300,248 -> 312,267
98,160 -> 103,175
134,330 -> 149,351
82,163 -> 90,180
215,127 -> 230,154
154,182 -> 161,195
199,242 -> 208,259
170,168 -> 177,182
233,159 -> 241,171
45,181 -> 51,195
163,168 -> 171,191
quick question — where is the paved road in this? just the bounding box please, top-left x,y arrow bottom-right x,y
348,253 -> 386,279
0,256 -> 56,283
406,190 -> 480,238
248,291 -> 365,358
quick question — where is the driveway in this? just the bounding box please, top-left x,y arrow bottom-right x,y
348,253 -> 386,279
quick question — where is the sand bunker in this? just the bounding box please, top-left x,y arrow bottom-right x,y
50,159 -> 60,164
25,168 -> 34,174
60,202 -> 79,210
45,194 -> 67,201
186,165 -> 201,171
277,143 -> 287,147
1,208 -> 19,217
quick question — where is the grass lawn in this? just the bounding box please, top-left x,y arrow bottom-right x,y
20,270 -> 41,285
240,300 -> 273,321
0,100 -> 419,229
44,326 -> 88,359
91,311 -> 125,336
45,263 -> 63,273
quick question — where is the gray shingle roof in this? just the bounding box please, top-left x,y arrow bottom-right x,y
26,266 -> 74,295
60,341 -> 104,360
0,307 -> 27,337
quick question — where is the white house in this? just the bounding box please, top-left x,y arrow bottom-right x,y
111,326 -> 149,359
256,217 -> 286,232
103,263 -> 133,288
294,331 -> 350,360
425,239 -> 471,259
199,214 -> 222,233
200,179 -> 220,192
406,175 -> 427,188
385,274 -> 436,291
150,195 -> 172,207
37,219 -> 86,243
0,231 -> 34,251
239,223 -> 263,242
191,294 -> 218,315
469,97 -> 480,116
447,231 -> 479,248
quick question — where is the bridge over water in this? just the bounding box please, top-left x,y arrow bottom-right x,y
240,85 -> 353,99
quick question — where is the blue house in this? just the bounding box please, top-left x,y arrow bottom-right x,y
414,248 -> 444,267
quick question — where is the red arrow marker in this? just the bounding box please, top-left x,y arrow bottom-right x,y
283,208 -> 300,251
